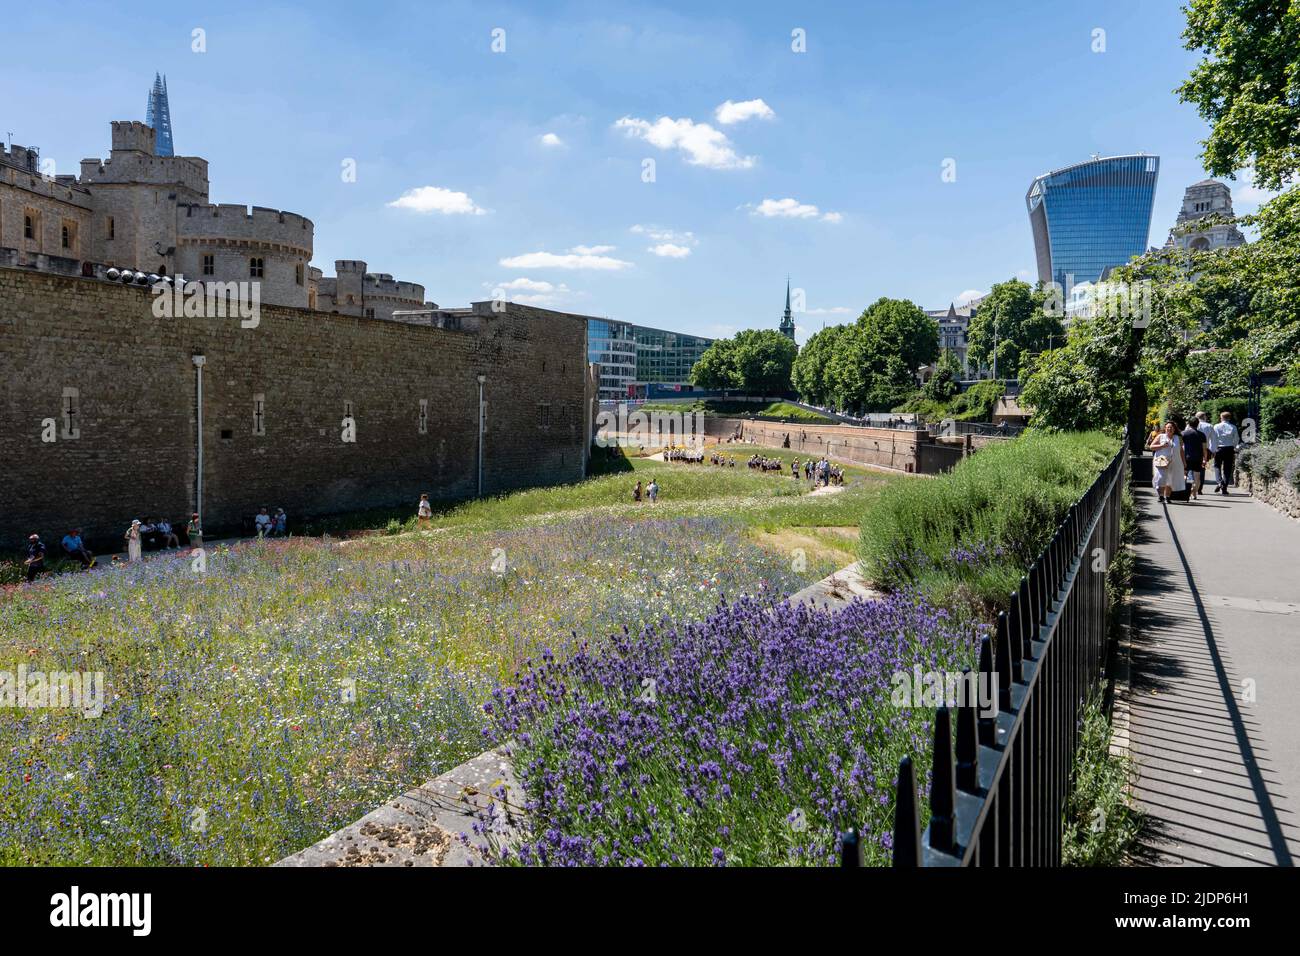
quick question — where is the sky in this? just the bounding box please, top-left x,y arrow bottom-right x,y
8,0 -> 1270,344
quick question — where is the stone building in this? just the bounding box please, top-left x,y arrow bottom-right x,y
309,260 -> 436,322
1164,179 -> 1246,252
0,266 -> 599,549
2,114 -> 426,314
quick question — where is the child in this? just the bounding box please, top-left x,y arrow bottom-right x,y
417,493 -> 432,527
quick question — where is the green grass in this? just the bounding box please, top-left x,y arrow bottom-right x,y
859,430 -> 1119,613
639,399 -> 835,424
0,440 -> 906,864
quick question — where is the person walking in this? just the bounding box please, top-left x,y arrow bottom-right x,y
1147,421 -> 1186,504
1212,411 -> 1240,495
632,480 -> 642,503
23,534 -> 46,583
1181,417 -> 1209,501
125,519 -> 143,562
186,513 -> 203,549
417,493 -> 432,528
1196,411 -> 1218,487
647,478 -> 659,503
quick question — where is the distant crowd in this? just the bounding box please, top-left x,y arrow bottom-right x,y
20,506 -> 290,584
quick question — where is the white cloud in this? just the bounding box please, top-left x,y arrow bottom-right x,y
955,288 -> 986,304
751,197 -> 842,222
539,132 -> 565,148
568,244 -> 616,255
499,250 -> 632,271
630,224 -> 696,243
805,306 -> 853,315
387,185 -> 487,215
495,278 -> 569,293
715,98 -> 775,125
649,243 -> 692,258
614,115 -> 755,170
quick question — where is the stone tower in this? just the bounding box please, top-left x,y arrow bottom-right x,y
1165,179 -> 1245,252
779,278 -> 796,341
145,73 -> 174,157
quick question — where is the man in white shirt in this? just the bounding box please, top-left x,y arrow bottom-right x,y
1212,412 -> 1240,495
1196,411 -> 1218,485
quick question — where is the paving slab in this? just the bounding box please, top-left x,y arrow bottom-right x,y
1126,485 -> 1300,866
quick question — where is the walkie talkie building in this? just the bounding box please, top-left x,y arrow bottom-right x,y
1026,155 -> 1159,291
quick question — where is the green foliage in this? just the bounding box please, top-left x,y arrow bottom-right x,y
1177,0 -> 1300,191
948,380 -> 1005,422
965,279 -> 1061,380
859,431 -> 1118,612
1061,689 -> 1143,866
793,297 -> 937,413
923,351 -> 962,402
691,329 -> 797,395
1239,437 -> 1300,488
790,325 -> 847,406
1262,387 -> 1300,440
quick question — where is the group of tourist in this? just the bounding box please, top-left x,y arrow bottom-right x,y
663,445 -> 707,464
792,456 -> 844,488
632,479 -> 661,503
748,454 -> 785,472
20,504 -> 290,584
1146,410 -> 1242,504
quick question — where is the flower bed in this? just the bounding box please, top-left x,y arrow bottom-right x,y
0,514 -> 816,865
481,591 -> 984,866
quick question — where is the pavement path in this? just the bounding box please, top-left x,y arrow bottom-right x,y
1126,483 -> 1300,866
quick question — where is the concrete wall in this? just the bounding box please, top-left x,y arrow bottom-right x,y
704,418 -> 964,474
0,268 -> 590,550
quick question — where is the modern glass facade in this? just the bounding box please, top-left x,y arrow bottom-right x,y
587,319 -> 715,401
1027,155 -> 1159,291
633,325 -> 714,386
587,318 -> 638,401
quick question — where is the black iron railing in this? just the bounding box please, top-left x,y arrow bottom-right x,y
842,434 -> 1127,866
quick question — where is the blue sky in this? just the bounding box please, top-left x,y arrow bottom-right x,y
9,0 -> 1264,343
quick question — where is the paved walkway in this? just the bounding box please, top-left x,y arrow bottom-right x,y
1127,484 -> 1300,866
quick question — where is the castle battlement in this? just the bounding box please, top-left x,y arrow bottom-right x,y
178,203 -> 313,249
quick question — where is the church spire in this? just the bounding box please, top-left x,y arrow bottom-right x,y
779,277 -> 796,341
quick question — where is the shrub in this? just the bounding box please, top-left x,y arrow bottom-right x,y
949,380 -> 1005,422
1262,387 -> 1300,440
1061,689 -> 1142,866
860,431 -> 1118,611
1239,438 -> 1300,487
482,590 -> 983,866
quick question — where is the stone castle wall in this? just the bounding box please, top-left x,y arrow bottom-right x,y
0,268 -> 591,550
702,418 -> 963,474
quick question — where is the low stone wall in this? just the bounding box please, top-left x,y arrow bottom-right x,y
1246,473 -> 1300,520
703,417 -> 962,474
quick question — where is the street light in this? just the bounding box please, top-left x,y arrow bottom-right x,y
476,374 -> 487,496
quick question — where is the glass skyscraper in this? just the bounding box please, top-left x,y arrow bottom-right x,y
1026,155 -> 1159,291
145,73 -> 175,157
633,325 -> 714,386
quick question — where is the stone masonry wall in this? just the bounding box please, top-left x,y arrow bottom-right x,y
1246,474 -> 1300,521
0,268 -> 589,550
702,417 -> 956,473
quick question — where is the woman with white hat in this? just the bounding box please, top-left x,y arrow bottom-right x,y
125,519 -> 143,563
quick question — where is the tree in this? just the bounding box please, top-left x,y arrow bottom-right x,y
965,279 -> 1060,380
690,338 -> 740,390
691,329 -> 796,395
791,324 -> 847,405
1177,0 -> 1300,191
924,350 -> 962,403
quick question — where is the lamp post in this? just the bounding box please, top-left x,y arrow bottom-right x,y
192,354 -> 206,529
476,374 -> 486,496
